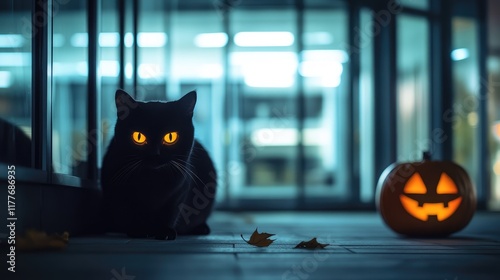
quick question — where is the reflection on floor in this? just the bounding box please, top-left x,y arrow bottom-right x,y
6,211 -> 500,280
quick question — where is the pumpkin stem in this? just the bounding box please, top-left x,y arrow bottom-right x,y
423,151 -> 432,161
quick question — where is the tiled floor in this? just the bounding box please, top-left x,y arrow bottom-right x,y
4,211 -> 500,280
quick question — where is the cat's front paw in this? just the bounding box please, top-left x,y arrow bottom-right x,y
155,228 -> 177,240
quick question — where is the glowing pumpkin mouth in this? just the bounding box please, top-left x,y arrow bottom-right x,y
399,195 -> 462,221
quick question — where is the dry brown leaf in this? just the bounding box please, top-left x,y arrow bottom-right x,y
16,229 -> 69,251
294,237 -> 329,249
241,228 -> 275,247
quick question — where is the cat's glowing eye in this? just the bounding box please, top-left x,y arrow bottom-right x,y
163,132 -> 178,145
132,131 -> 147,145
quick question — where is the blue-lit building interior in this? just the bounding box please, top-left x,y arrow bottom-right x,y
1,0 -> 500,279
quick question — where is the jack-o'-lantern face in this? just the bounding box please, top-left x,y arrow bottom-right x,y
399,172 -> 462,222
376,157 -> 476,237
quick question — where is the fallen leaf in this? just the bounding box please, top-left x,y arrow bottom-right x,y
16,229 -> 69,251
241,228 -> 275,247
294,237 -> 329,249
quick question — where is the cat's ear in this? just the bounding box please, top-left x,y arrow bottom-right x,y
178,90 -> 197,117
115,89 -> 138,120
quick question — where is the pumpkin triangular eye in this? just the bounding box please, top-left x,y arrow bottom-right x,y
404,173 -> 427,194
436,173 -> 458,194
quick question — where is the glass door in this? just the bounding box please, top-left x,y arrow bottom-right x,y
302,3 -> 349,201
52,2 -> 89,177
396,15 -> 430,161
222,2 -> 351,205
0,0 -> 33,168
227,7 -> 299,200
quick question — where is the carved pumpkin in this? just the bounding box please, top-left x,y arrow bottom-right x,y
376,153 -> 476,237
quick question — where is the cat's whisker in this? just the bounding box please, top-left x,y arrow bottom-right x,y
170,161 -> 189,180
111,159 -> 143,184
175,158 -> 196,169
123,160 -> 144,180
171,160 -> 197,183
171,160 -> 205,187
111,161 -> 135,182
170,160 -> 188,177
181,168 -> 202,187
166,162 -> 177,175
111,165 -> 133,184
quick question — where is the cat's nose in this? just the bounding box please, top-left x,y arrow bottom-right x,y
147,150 -> 162,162
146,146 -> 161,159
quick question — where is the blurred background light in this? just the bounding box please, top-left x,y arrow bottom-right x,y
137,32 -> 167,48
234,31 -> 294,47
124,32 -> 134,47
303,31 -> 333,45
251,128 -> 329,146
99,32 -> 119,47
467,112 -> 479,127
125,63 -> 133,79
99,60 -> 119,77
321,76 -> 341,88
299,61 -> 343,77
76,61 -> 88,76
138,63 -> 163,79
0,34 -> 25,48
198,64 -> 223,78
0,52 -> 30,67
194,32 -> 228,48
451,48 -> 469,61
244,70 -> 295,87
301,50 -> 349,63
0,71 -> 12,88
70,33 -> 88,47
231,51 -> 297,87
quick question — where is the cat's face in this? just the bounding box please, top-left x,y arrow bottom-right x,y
112,89 -> 196,169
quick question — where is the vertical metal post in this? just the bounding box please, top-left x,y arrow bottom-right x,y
373,1 -> 397,183
163,1 -> 172,100
477,0 -> 489,208
132,0 -> 139,97
348,0 -> 361,204
295,0 -> 306,209
118,0 -> 125,89
87,0 -> 100,181
437,0 -> 454,161
222,4 -> 232,205
32,0 -> 52,175
430,0 -> 443,160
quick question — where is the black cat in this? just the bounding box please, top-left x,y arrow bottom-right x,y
101,89 -> 217,240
